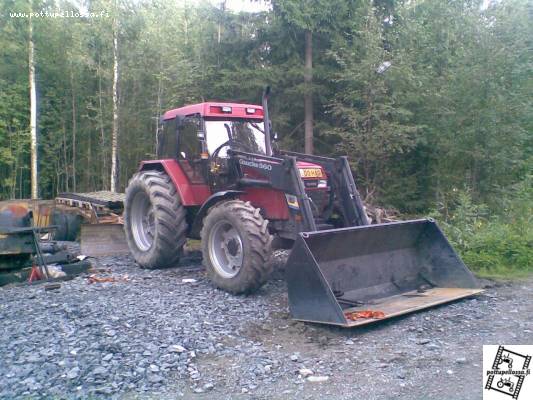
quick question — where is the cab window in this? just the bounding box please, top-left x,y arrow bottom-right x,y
178,117 -> 201,160
157,118 -> 178,158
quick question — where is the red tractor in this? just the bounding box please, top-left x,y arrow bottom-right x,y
124,88 -> 482,327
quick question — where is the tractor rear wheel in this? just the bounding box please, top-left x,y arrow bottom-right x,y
124,170 -> 187,269
201,200 -> 273,294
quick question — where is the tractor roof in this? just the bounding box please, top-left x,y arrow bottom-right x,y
163,102 -> 264,121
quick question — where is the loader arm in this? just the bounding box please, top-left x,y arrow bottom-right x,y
227,149 -> 317,232
280,151 -> 369,227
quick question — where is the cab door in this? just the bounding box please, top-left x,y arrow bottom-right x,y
177,116 -> 206,184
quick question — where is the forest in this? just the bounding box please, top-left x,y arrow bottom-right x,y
0,0 -> 531,276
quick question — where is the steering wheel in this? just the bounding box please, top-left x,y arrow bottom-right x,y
211,139 -> 254,160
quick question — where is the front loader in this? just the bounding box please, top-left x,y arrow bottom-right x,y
123,88 -> 482,327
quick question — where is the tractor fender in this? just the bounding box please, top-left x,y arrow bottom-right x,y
189,190 -> 244,239
139,159 -> 210,206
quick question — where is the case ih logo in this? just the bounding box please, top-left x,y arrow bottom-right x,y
239,159 -> 273,171
484,345 -> 532,400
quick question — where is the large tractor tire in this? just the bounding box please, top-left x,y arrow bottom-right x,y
124,170 -> 187,269
201,200 -> 273,294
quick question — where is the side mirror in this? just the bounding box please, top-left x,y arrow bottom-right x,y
197,130 -> 205,139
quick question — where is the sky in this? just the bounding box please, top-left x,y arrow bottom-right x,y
194,0 -> 270,13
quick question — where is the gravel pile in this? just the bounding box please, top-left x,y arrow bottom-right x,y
0,250 -> 531,399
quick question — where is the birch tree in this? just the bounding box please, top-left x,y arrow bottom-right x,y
29,14 -> 37,199
110,12 -> 119,192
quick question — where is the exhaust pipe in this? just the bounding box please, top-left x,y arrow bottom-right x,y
262,86 -> 272,157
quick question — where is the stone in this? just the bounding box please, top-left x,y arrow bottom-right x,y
148,374 -> 164,384
170,345 -> 186,353
307,376 -> 329,383
92,367 -> 107,376
298,368 -> 314,378
67,367 -> 80,380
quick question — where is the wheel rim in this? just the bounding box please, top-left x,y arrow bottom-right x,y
130,191 -> 155,251
208,220 -> 244,279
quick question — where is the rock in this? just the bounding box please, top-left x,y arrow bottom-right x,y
170,345 -> 187,353
203,383 -> 214,391
455,357 -> 467,364
417,339 -> 431,345
102,354 -> 113,362
298,368 -> 314,378
93,385 -> 113,395
290,353 -> 299,362
67,367 -> 80,380
307,376 -> 329,383
148,374 -> 164,384
446,369 -> 454,375
149,364 -> 160,372
92,366 -> 107,376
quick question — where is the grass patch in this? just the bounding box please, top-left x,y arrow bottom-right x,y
431,182 -> 532,279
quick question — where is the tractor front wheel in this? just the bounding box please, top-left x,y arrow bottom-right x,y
201,200 -> 273,294
124,170 -> 187,268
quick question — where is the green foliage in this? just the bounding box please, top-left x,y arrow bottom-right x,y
327,1 -> 422,201
0,0 -> 530,247
432,181 -> 532,278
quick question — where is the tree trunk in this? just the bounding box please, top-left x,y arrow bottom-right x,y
110,16 -> 119,192
155,70 -> 163,156
304,30 -> 313,154
97,56 -> 108,190
62,117 -> 69,192
29,17 -> 38,198
70,69 -> 77,192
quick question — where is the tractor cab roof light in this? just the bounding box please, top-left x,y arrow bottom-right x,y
221,106 -> 232,113
246,108 -> 255,114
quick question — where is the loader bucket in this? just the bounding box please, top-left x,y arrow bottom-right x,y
285,219 -> 483,327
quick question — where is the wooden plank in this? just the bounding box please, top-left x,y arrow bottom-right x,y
80,224 -> 129,257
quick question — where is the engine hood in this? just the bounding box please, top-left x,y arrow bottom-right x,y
296,160 -> 326,179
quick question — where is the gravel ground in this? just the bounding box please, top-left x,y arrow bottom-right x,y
1,249 -> 532,400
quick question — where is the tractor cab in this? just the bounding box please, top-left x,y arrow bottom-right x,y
157,102 -> 325,194
157,103 -> 271,185
158,102 -> 268,159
